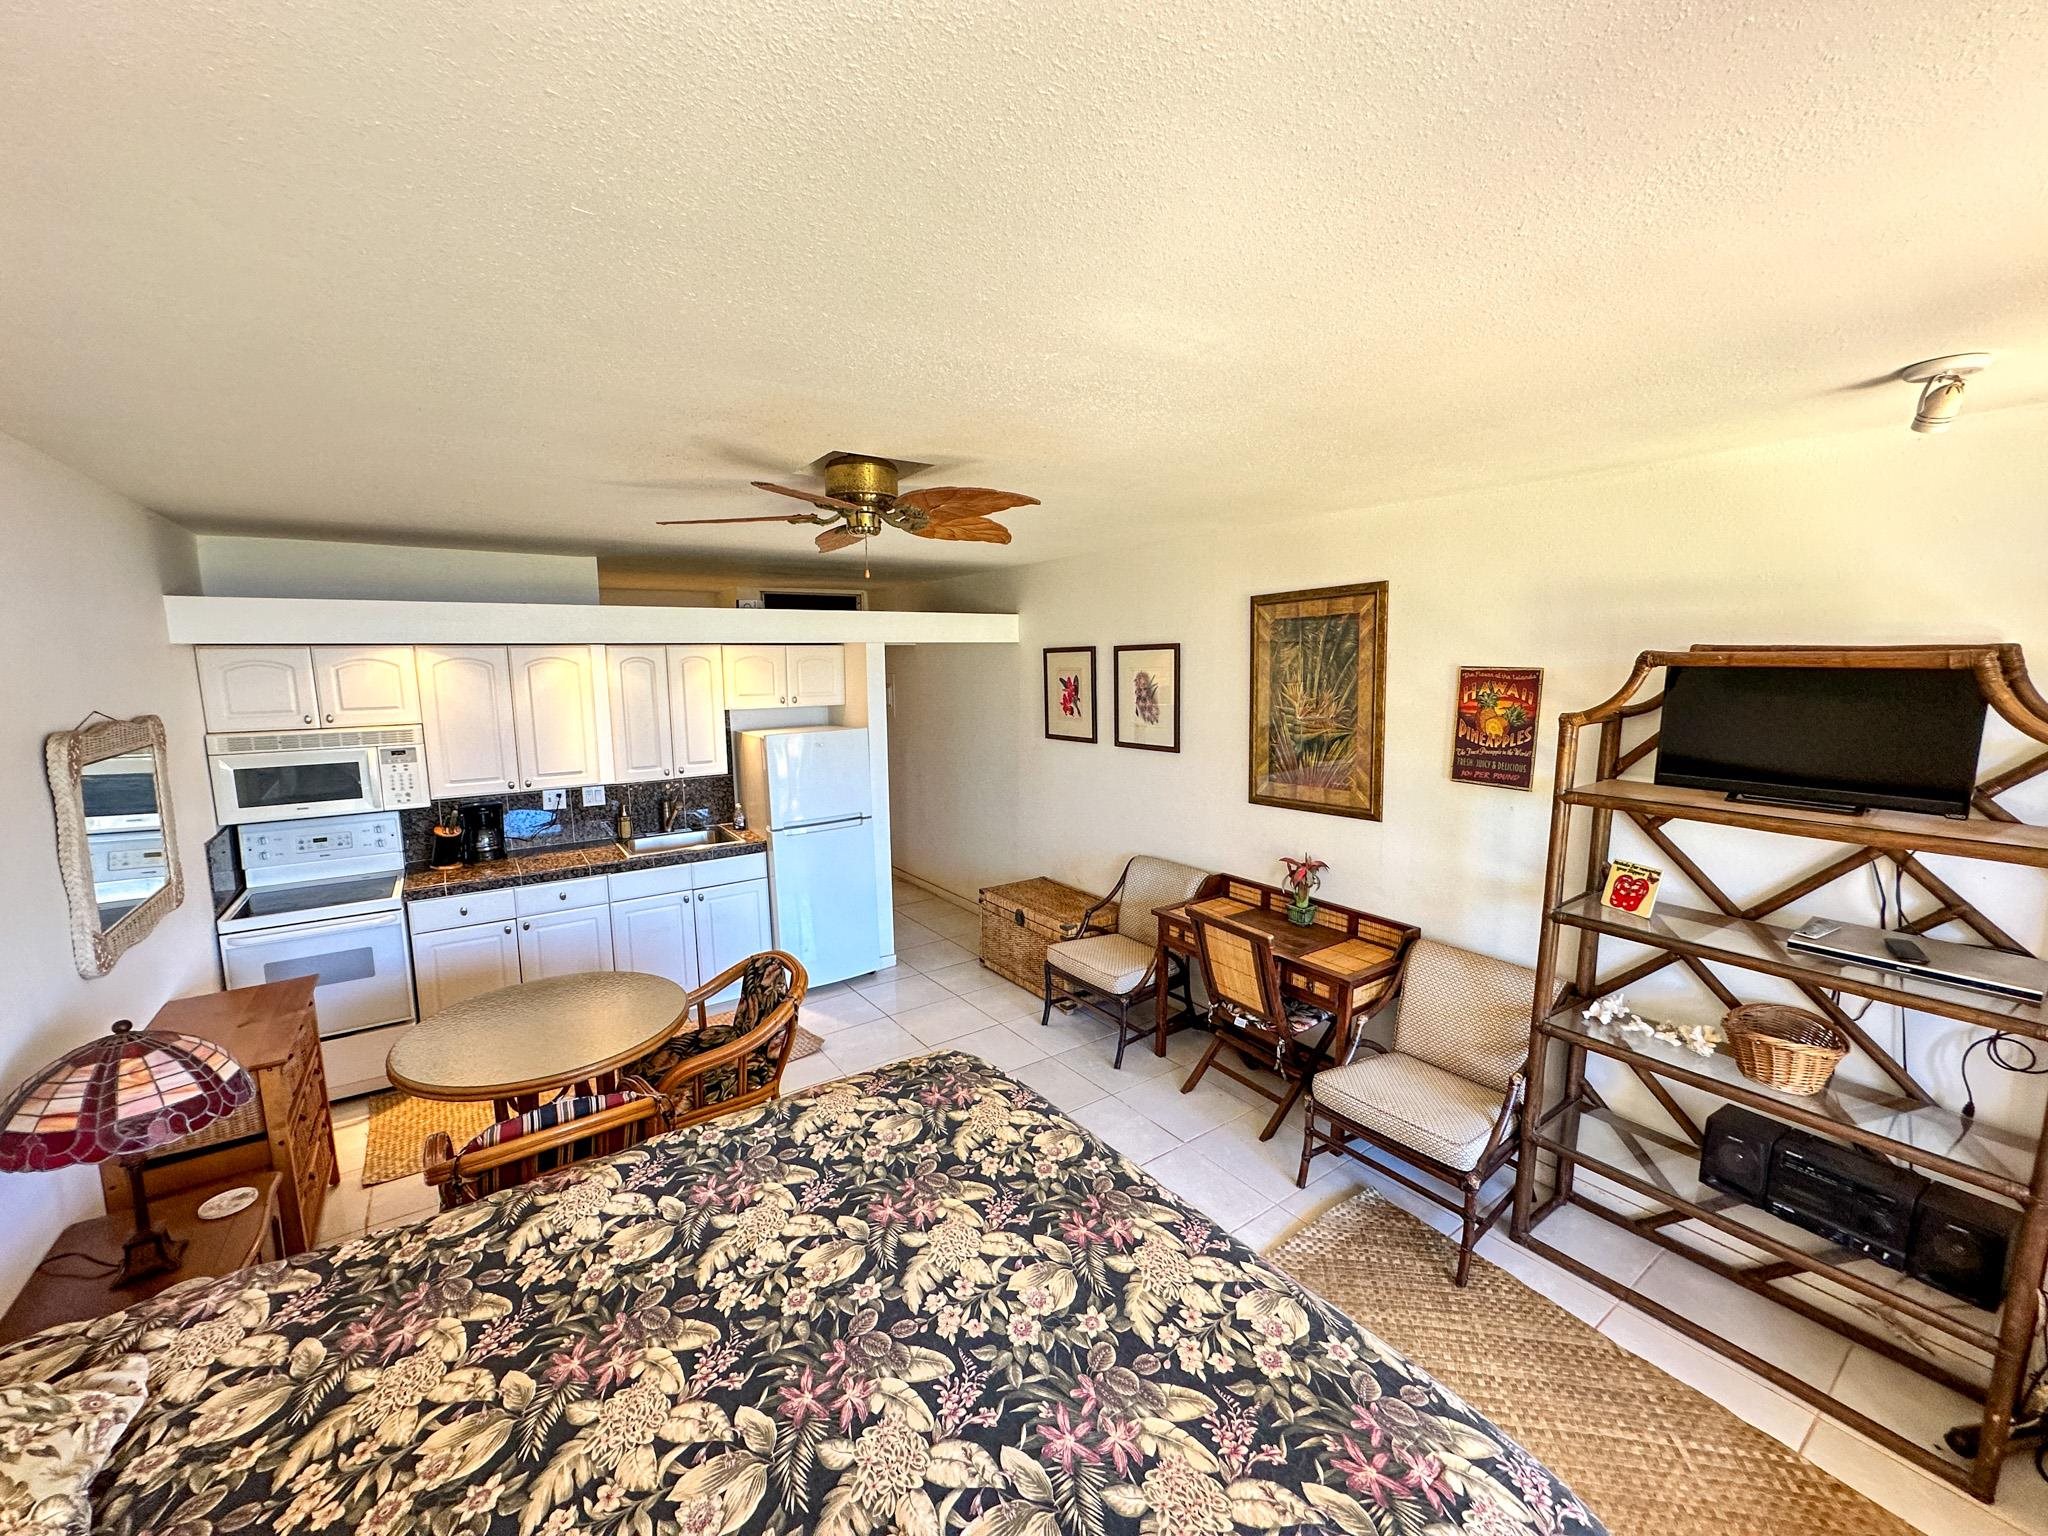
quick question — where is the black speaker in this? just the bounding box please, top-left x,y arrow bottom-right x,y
1909,1182 -> 2018,1312
1700,1105 -> 1791,1202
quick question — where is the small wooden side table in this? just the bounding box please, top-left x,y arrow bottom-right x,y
0,1172 -> 283,1345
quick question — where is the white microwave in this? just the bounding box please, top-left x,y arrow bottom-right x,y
207,726 -> 428,826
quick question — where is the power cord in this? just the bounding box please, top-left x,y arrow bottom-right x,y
1960,1031 -> 2048,1120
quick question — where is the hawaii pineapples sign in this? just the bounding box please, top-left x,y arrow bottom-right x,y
1452,666 -> 1543,789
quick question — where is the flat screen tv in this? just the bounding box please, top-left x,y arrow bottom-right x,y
1655,666 -> 1988,818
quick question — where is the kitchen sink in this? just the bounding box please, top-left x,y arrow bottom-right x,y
617,825 -> 746,855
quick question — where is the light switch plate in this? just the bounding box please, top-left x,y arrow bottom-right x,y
580,785 -> 608,807
540,789 -> 566,810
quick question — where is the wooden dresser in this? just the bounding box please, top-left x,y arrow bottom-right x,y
102,979 -> 337,1253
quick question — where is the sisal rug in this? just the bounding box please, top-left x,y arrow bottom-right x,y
360,1026 -> 826,1186
1264,1192 -> 1917,1536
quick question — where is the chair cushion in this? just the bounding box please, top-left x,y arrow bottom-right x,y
1216,996 -> 1334,1039
1392,938 -> 1542,1093
1112,857 -> 1211,949
628,1011 -> 786,1103
1046,933 -> 1155,996
456,1091 -> 644,1158
1311,1052 -> 1507,1170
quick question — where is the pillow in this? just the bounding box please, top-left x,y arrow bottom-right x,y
0,1354 -> 149,1536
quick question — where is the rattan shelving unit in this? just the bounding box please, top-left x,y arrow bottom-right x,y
1511,644 -> 2048,1504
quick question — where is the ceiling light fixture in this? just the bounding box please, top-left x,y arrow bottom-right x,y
1899,353 -> 1992,434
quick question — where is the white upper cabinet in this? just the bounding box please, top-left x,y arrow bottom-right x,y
508,645 -> 610,791
722,644 -> 788,710
722,644 -> 843,710
417,646 -> 521,798
606,646 -> 675,783
667,645 -> 729,778
310,646 -> 420,728
786,645 -> 846,706
197,646 -> 321,732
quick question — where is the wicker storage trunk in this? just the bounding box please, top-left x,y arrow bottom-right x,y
978,877 -> 1117,996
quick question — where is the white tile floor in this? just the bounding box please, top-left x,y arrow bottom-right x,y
313,881 -> 2048,1536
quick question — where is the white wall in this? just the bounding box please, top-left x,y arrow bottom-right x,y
0,436 -> 222,1305
886,402 -> 2048,1138
197,534 -> 599,603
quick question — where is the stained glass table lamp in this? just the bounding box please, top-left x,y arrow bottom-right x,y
0,1018 -> 251,1285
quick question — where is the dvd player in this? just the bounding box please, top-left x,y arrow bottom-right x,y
1786,918 -> 2046,1003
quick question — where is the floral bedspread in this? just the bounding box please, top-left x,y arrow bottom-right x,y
5,1051 -> 1604,1536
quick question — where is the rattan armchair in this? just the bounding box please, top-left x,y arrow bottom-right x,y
1039,855 -> 1210,1067
1296,938 -> 1543,1285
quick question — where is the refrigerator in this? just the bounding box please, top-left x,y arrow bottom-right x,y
735,726 -> 881,986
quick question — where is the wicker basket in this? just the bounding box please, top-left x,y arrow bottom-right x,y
978,877 -> 1115,996
1723,1004 -> 1850,1096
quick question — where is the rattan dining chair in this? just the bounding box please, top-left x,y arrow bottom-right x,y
1180,909 -> 1343,1139
1296,938 -> 1543,1285
1039,855 -> 1210,1067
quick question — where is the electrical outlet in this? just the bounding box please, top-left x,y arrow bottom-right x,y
540,789 -> 566,810
581,785 -> 608,807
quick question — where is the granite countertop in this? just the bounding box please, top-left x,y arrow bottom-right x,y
402,826 -> 766,898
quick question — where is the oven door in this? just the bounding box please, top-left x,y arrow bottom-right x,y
219,911 -> 415,1037
210,748 -> 380,825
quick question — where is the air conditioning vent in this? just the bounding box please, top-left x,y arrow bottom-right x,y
208,725 -> 424,755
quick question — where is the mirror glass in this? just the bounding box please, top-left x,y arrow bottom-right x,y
79,751 -> 170,929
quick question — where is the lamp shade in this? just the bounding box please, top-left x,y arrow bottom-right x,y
0,1019 -> 250,1173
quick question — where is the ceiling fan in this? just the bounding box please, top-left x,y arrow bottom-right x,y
655,453 -> 1038,564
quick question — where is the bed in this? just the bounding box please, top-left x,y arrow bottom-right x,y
7,1051 -> 1605,1536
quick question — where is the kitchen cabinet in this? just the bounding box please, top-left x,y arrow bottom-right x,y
611,891 -> 699,991
508,645 -> 609,791
412,919 -> 521,1017
786,645 -> 847,706
667,645 -> 729,777
517,904 -> 615,980
606,646 -> 675,783
199,646 -> 422,733
309,647 -> 420,728
695,878 -> 772,986
197,647 -> 321,732
722,645 -> 787,710
722,644 -> 844,709
416,646 -> 521,798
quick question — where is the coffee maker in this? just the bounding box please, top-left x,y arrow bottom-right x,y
459,801 -> 505,863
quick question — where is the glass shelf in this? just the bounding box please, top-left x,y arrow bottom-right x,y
1541,1006 -> 2039,1198
1550,890 -> 2047,1039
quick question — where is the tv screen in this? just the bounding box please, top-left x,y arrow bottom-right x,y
1655,666 -> 1987,817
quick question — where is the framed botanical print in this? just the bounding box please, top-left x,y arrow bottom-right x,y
1248,581 -> 1387,820
1043,646 -> 1097,743
1114,644 -> 1181,752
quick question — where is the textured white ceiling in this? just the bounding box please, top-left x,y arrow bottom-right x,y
2,2 -> 2045,574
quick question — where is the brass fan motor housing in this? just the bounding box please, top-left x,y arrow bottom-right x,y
822,454 -> 900,509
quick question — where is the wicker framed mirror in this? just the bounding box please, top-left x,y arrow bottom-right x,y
45,714 -> 185,978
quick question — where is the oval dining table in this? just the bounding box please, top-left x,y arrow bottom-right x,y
385,971 -> 689,1118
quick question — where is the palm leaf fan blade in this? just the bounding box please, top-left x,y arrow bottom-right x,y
892,487 -> 1039,522
913,517 -> 1012,545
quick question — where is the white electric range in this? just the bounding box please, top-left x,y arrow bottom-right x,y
216,811 -> 415,1099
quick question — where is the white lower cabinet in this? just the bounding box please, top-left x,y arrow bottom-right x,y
517,904 -> 615,980
611,892 -> 699,991
412,919 -> 522,1016
412,862 -> 770,1018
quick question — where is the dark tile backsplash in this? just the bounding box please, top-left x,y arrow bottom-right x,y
397,774 -> 736,869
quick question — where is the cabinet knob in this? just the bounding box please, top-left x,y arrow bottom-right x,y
502,924 -> 512,934
508,781 -> 516,789
697,892 -> 706,902
303,713 -> 314,724
458,905 -> 469,916
324,712 -> 335,723
524,780 -> 533,788
557,892 -> 567,902
522,921 -> 531,931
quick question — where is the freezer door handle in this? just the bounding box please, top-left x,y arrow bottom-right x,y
778,816 -> 871,837
219,911 -> 404,948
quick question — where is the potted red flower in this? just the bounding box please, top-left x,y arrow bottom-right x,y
1280,853 -> 1328,926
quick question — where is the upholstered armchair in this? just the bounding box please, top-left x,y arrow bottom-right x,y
1296,938 -> 1544,1285
1038,855 -> 1210,1066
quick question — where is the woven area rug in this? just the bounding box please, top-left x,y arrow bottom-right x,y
360,1025 -> 826,1186
1264,1191 -> 1916,1536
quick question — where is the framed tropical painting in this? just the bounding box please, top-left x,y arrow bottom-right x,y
1043,646 -> 1097,742
1114,643 -> 1181,752
1248,581 -> 1387,820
